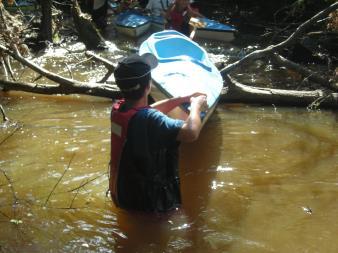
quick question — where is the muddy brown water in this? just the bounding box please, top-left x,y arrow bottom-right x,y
0,37 -> 337,252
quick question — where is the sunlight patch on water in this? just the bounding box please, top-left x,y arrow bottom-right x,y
170,222 -> 193,231
216,165 -> 233,172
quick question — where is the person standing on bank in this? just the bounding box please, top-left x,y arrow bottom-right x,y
110,53 -> 207,212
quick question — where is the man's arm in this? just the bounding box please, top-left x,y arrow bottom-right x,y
150,92 -> 205,114
176,95 -> 207,142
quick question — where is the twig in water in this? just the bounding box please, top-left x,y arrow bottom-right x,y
43,153 -> 76,207
0,104 -> 9,122
32,74 -> 43,83
0,169 -> 19,218
67,173 -> 106,193
69,180 -> 82,209
0,125 -> 20,146
307,92 -> 332,110
65,63 -> 73,79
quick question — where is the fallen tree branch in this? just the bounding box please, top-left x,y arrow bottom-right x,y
221,75 -> 338,108
0,43 -> 83,86
0,78 -> 120,98
271,53 -> 337,91
1,39 -> 337,108
220,2 -> 338,75
1,75 -> 337,109
0,43 -> 121,98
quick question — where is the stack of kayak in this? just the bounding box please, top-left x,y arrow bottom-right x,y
139,30 -> 224,123
113,11 -> 236,42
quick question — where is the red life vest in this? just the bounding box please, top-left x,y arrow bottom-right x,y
169,5 -> 201,35
109,100 -> 149,206
169,8 -> 188,32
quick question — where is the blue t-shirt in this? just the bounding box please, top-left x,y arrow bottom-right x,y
116,108 -> 184,212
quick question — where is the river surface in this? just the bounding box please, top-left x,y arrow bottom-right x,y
0,33 -> 338,252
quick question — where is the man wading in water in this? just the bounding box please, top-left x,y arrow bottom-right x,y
109,53 -> 207,212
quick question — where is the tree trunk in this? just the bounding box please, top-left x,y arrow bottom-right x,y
221,75 -> 338,109
39,0 -> 53,43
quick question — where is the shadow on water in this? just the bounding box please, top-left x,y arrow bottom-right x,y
113,110 -> 222,253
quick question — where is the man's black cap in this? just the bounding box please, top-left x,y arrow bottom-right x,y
114,53 -> 158,92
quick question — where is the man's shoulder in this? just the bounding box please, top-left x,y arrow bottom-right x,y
134,108 -> 183,129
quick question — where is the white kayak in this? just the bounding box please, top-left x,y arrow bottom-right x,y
139,30 -> 224,123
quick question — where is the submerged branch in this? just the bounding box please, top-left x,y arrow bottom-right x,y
68,173 -> 106,193
44,153 -> 76,207
69,184 -> 81,209
0,125 -> 20,146
0,104 -> 9,122
0,169 -> 19,217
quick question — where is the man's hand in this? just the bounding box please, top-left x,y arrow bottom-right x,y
182,92 -> 207,103
177,93 -> 208,143
190,94 -> 208,111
